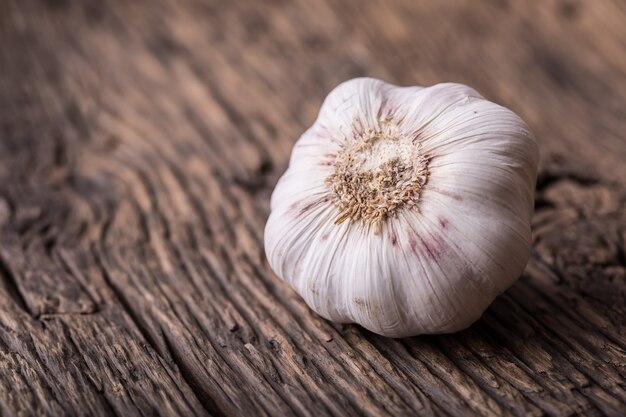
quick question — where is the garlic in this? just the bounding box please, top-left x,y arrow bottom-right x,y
264,78 -> 539,337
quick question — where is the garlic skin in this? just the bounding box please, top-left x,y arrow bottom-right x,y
265,78 -> 539,337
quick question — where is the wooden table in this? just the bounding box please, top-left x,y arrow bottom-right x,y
1,1 -> 625,416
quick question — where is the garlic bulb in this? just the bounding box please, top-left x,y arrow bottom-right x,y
264,78 -> 539,337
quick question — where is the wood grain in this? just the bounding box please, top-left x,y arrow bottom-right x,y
1,0 -> 625,416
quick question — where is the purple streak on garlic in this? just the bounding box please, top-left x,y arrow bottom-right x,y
264,78 -> 539,337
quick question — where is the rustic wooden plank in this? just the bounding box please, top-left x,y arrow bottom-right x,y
0,0 -> 625,416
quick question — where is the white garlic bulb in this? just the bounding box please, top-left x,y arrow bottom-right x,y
265,78 -> 539,337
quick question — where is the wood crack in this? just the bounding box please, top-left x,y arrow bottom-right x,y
0,252 -> 31,315
160,332 -> 225,417
94,248 -> 169,361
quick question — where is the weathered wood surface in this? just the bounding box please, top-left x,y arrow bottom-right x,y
1,0 -> 625,416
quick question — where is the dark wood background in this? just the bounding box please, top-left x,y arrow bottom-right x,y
1,0 -> 625,416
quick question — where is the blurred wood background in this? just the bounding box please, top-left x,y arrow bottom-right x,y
1,0 -> 625,416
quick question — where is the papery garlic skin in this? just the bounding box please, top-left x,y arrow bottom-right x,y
265,78 -> 539,337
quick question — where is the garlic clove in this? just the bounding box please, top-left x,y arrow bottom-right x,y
385,82 -> 484,138
316,78 -> 396,135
